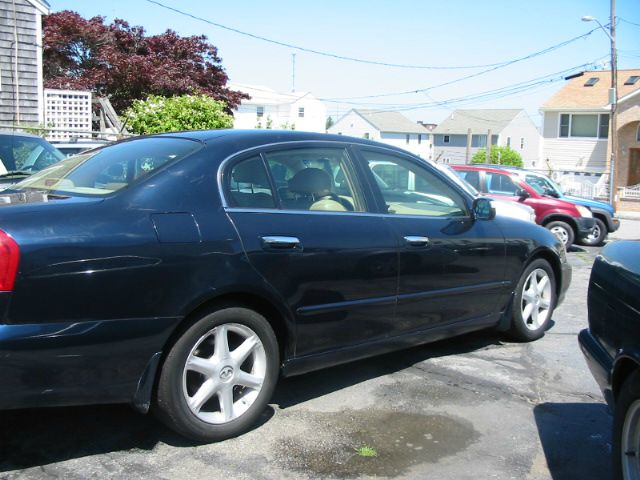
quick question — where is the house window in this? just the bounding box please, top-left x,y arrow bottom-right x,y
584,77 -> 600,87
298,107 -> 304,118
418,134 -> 422,144
520,137 -> 524,149
406,134 -> 410,144
624,76 -> 640,86
637,125 -> 640,142
559,113 -> 609,139
256,106 -> 264,118
506,137 -> 511,147
443,135 -> 450,144
363,132 -> 370,139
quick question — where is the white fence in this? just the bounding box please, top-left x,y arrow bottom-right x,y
620,184 -> 640,200
44,89 -> 92,141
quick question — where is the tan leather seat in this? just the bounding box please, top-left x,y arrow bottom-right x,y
288,168 -> 351,212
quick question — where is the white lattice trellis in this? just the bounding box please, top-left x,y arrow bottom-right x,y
44,89 -> 92,141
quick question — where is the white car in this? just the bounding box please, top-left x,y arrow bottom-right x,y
436,164 -> 536,223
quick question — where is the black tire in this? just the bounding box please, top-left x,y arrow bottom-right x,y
507,258 -> 557,342
613,370 -> 640,480
580,218 -> 607,246
546,220 -> 575,247
154,307 -> 279,442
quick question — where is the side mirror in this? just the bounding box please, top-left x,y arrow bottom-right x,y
516,188 -> 530,200
473,197 -> 495,220
543,187 -> 560,198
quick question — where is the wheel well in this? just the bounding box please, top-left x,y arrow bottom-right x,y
541,215 -> 577,234
613,358 -> 640,401
528,250 -> 563,297
591,213 -> 607,230
173,293 -> 289,359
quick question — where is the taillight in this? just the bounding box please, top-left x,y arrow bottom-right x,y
0,230 -> 19,291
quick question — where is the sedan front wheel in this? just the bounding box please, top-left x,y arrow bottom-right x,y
508,258 -> 556,342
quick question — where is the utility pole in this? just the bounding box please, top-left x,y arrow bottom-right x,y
291,53 -> 296,93
609,0 -> 618,206
487,129 -> 492,162
465,128 -> 472,164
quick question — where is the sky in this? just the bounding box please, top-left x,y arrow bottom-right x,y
50,0 -> 640,126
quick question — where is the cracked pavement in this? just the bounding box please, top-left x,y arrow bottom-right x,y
1,219 -> 637,480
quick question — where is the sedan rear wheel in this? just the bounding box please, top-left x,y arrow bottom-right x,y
508,258 -> 556,341
155,307 -> 279,442
614,371 -> 640,480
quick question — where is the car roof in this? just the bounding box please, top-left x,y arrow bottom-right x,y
149,129 -> 408,151
0,130 -> 46,140
452,164 -> 520,175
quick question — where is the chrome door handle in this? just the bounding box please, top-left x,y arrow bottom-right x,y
403,235 -> 430,247
261,236 -> 301,249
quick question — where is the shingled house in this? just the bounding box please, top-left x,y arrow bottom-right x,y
540,69 -> 640,207
0,0 -> 49,126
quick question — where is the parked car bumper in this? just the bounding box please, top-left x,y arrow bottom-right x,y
608,216 -> 621,232
0,317 -> 180,410
557,258 -> 572,306
578,328 -> 614,406
576,217 -> 596,237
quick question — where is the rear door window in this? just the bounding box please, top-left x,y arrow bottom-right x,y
485,172 -> 519,195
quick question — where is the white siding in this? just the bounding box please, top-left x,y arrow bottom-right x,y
499,111 -> 541,169
543,138 -> 607,172
328,112 -> 432,158
542,111 -> 608,172
232,87 -> 326,133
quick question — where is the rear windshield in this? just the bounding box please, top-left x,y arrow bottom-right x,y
12,137 -> 201,196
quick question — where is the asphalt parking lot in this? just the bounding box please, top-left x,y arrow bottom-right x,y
1,219 -> 638,480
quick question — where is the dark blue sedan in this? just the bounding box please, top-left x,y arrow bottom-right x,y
579,240 -> 640,479
0,130 -> 570,441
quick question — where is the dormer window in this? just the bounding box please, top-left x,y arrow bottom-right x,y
625,76 -> 640,86
584,77 -> 600,87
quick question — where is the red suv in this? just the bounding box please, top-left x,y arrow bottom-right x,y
452,165 -> 595,247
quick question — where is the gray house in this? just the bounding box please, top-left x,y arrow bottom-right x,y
0,0 -> 49,125
432,109 -> 541,167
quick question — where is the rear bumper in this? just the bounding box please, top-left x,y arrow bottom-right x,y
0,317 -> 179,410
557,259 -> 572,307
578,328 -> 614,407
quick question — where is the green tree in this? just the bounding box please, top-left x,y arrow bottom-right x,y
471,146 -> 523,167
124,94 -> 233,134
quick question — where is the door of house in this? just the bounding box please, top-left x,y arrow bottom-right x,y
629,148 -> 640,186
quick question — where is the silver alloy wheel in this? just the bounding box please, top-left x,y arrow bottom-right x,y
520,268 -> 552,330
550,225 -> 569,245
182,323 -> 266,424
622,399 -> 640,480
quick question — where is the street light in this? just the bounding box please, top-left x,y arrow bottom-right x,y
582,10 -> 618,206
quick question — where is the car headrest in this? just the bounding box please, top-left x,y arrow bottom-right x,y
288,168 -> 332,196
233,161 -> 268,185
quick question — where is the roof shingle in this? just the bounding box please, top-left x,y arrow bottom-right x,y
542,69 -> 640,110
431,109 -> 522,135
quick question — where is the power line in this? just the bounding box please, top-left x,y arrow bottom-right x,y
144,0 -> 600,72
322,59 -> 604,113
619,17 -> 640,28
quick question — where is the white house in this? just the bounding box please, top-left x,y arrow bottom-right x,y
0,0 -> 49,125
431,109 -> 541,167
540,69 -> 640,205
230,83 -> 326,133
328,109 -> 432,158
